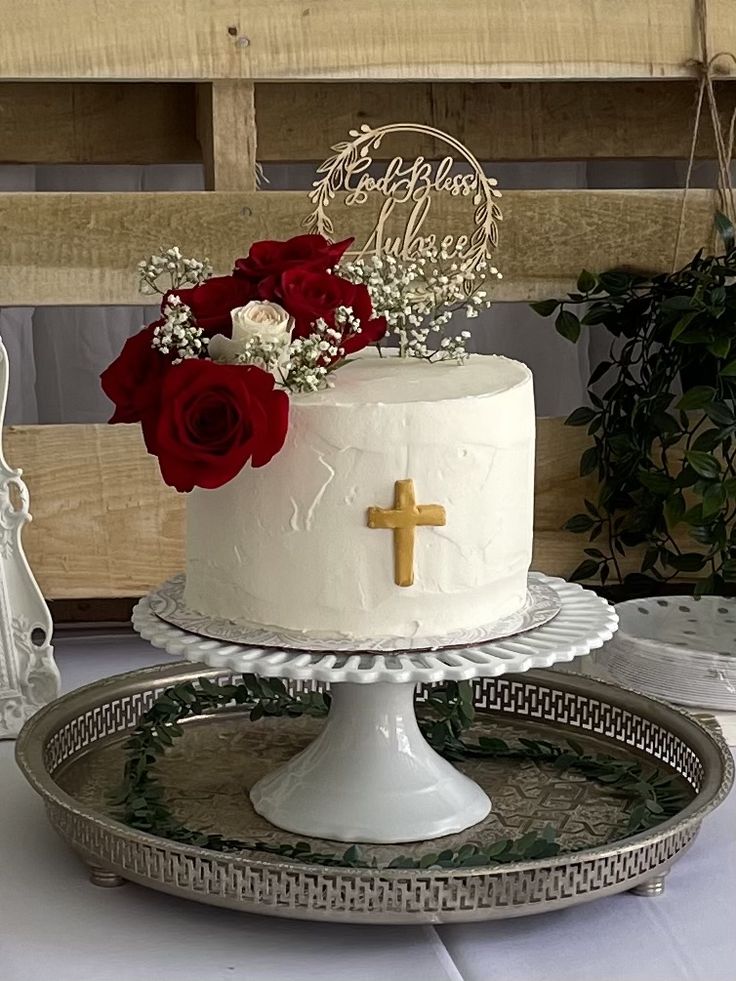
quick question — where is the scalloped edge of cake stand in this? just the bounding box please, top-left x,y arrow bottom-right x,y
133,575 -> 618,685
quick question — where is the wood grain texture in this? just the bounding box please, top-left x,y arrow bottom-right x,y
0,189 -> 716,306
7,424 -> 184,599
257,80 -> 736,162
3,81 -> 736,164
1,1 -> 735,81
0,82 -> 199,164
196,81 -> 257,190
5,419 -> 605,599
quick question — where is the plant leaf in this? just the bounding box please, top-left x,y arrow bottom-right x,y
555,309 -> 581,343
569,559 -> 601,581
566,406 -> 597,426
580,445 -> 599,477
671,311 -> 698,341
702,482 -> 726,518
715,210 -> 735,250
637,470 -> 675,495
530,298 -> 559,317
677,386 -> 716,411
708,336 -> 731,359
664,494 -> 686,527
667,552 -> 707,573
685,450 -> 721,479
576,269 -> 597,293
564,513 -> 596,533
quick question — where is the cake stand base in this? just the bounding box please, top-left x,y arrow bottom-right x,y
249,681 -> 491,843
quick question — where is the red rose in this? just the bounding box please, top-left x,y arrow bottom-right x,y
101,322 -> 169,424
279,268 -> 353,336
233,234 -> 352,289
146,360 -> 289,492
279,268 -> 387,355
165,275 -> 257,335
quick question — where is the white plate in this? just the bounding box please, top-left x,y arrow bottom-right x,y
599,595 -> 736,712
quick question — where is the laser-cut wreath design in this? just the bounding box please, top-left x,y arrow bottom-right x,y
304,123 -> 502,291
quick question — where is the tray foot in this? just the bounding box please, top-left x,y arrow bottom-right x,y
630,873 -> 667,897
88,864 -> 127,888
250,680 -> 491,843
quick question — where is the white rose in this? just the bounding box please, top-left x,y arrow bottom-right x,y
208,301 -> 293,364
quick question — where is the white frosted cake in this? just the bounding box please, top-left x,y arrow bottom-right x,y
185,352 -> 535,647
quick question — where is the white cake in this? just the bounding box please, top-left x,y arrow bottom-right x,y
185,352 -> 535,648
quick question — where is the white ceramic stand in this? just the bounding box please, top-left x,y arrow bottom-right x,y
0,338 -> 59,738
133,574 -> 618,843
250,681 -> 490,842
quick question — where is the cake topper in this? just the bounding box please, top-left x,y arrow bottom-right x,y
304,123 -> 502,295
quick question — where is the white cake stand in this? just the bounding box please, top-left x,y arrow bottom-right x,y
133,574 -> 617,844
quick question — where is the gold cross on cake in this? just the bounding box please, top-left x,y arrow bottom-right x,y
367,479 -> 446,587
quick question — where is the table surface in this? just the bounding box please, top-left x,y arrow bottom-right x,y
2,632 -> 735,981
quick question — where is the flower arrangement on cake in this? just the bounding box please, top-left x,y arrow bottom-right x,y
101,234 -> 500,492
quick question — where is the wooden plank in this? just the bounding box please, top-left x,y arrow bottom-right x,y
1,1 -> 735,81
196,81 -> 257,190
7,424 -> 184,599
3,80 -> 736,164
0,189 -> 716,306
0,82 -> 199,164
5,418 -> 607,599
533,419 -> 643,579
257,80 -> 736,162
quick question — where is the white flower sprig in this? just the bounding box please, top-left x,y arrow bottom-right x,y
230,336 -> 287,375
138,247 -> 213,295
282,306 -> 360,393
340,249 -> 502,362
152,296 -> 205,363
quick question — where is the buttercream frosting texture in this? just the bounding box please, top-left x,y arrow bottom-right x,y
185,353 -> 536,645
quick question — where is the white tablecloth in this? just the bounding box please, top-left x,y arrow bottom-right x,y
2,633 -> 734,981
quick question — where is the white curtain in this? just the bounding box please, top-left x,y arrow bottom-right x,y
0,159 -> 702,423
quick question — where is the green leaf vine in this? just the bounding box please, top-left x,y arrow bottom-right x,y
113,676 -> 688,870
532,223 -> 736,594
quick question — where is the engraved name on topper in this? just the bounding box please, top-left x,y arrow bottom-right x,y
304,123 -> 502,292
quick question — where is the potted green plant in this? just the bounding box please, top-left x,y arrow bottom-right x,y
532,218 -> 736,595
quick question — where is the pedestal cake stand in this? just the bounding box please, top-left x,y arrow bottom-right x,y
133,573 -> 618,844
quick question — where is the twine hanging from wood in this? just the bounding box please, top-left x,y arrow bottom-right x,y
672,0 -> 736,270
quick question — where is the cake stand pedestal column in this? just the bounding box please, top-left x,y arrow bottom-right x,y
133,574 -> 618,845
249,680 -> 490,843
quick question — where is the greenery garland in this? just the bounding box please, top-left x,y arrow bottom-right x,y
113,676 -> 688,870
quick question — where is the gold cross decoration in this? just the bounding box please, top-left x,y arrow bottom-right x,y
367,479 -> 446,587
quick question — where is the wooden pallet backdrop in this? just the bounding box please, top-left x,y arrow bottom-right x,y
1,0 -> 734,599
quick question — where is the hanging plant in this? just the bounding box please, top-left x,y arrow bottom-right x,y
532,219 -> 736,594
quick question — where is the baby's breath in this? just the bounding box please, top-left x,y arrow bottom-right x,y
138,247 -> 213,295
152,297 -> 205,363
282,307 -> 358,393
230,336 -> 285,374
341,249 -> 502,363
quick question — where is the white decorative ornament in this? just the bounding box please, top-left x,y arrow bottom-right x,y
0,339 -> 59,739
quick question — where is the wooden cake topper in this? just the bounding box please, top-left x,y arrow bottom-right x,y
304,122 -> 502,294
367,480 -> 446,587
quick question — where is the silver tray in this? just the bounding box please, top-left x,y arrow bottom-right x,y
16,663 -> 733,924
148,572 -> 561,652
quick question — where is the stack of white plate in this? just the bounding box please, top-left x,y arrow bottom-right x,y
575,595 -> 736,744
